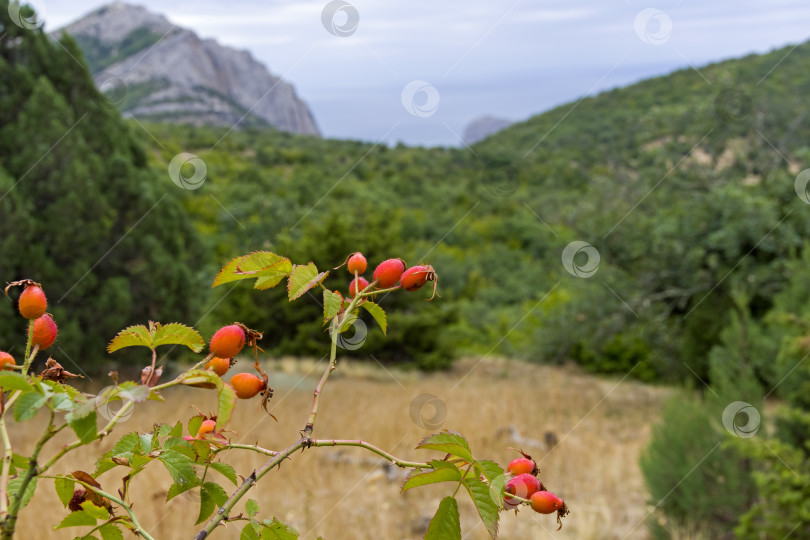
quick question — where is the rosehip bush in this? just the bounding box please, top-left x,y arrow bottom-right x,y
0,251 -> 568,539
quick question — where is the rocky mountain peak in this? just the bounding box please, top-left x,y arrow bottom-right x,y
56,3 -> 320,136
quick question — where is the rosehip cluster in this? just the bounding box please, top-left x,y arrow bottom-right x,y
205,323 -> 273,404
340,252 -> 438,299
503,451 -> 569,529
4,280 -> 59,352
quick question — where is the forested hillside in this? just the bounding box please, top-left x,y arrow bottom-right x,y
137,41 -> 810,382
0,2 -> 205,368
4,0 -> 810,384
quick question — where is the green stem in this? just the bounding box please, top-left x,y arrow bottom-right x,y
68,478 -> 155,540
309,439 -> 429,468
194,439 -> 307,540
359,284 -> 402,297
21,345 -> 38,377
453,462 -> 474,497
21,323 -> 33,375
303,319 -> 339,436
0,404 -> 13,517
1,410 -> 58,539
213,444 -> 278,458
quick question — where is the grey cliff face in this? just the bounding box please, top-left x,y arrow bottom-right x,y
57,2 -> 320,136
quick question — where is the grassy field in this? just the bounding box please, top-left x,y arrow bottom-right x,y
10,357 -> 671,539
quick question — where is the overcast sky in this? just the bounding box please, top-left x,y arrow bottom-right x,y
41,0 -> 810,147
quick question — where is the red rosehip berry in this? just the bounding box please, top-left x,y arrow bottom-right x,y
347,252 -> 367,274
372,258 -> 406,288
31,314 -> 57,350
229,373 -> 266,399
0,352 -> 15,371
504,473 -> 541,509
206,357 -> 231,377
507,457 -> 536,476
400,265 -> 429,291
530,491 -> 565,514
210,325 -> 246,358
349,277 -> 369,297
197,419 -> 217,438
19,285 -> 47,320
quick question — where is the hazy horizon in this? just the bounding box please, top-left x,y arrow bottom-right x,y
42,0 -> 810,147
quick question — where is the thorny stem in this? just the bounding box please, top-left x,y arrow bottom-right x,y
196,435 -> 434,539
303,280 -> 374,437
309,439 -> 429,469
194,438 -> 307,540
303,319 -> 338,437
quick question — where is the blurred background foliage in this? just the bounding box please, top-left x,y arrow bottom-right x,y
3,2 -> 810,535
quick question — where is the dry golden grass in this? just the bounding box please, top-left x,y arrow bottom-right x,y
10,357 -> 671,539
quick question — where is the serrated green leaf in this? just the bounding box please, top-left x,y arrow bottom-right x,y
188,415 -> 205,438
156,423 -> 173,438
10,454 -> 27,469
474,460 -> 504,484
195,486 -> 215,525
360,301 -> 387,335
464,478 -> 499,539
108,322 -> 204,353
112,433 -> 140,457
425,496 -> 461,540
401,460 -> 462,492
258,518 -> 299,539
55,476 -> 75,507
287,263 -> 327,301
241,522 -> 260,540
8,475 -> 36,509
13,391 -> 47,422
336,310 -> 358,333
81,500 -> 110,520
51,393 -> 73,412
138,433 -> 154,454
210,462 -> 238,485
131,454 -> 153,468
166,482 -> 184,501
65,396 -> 96,422
254,260 -> 295,290
203,481 -> 229,506
216,383 -> 236,431
55,510 -> 97,529
152,323 -> 205,352
126,384 -> 152,403
98,524 -> 124,540
107,325 -> 152,353
416,432 -> 473,462
180,369 -> 221,388
245,499 -> 260,517
213,252 -> 292,289
0,372 -> 34,392
68,411 -> 98,444
94,453 -> 116,477
168,421 -> 183,438
157,450 -> 196,492
192,439 -> 211,461
322,290 -> 343,323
